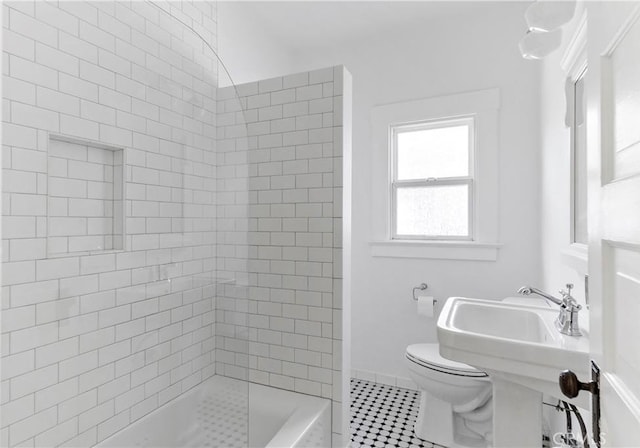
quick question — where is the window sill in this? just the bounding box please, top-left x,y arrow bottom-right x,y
369,240 -> 502,261
561,243 -> 588,274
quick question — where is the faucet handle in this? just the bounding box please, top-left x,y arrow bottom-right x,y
559,283 -> 582,310
559,283 -> 574,298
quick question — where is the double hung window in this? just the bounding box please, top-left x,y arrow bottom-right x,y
391,118 -> 474,240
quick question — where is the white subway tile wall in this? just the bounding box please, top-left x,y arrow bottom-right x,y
2,1 -> 219,446
215,65 -> 346,445
3,1 -> 348,446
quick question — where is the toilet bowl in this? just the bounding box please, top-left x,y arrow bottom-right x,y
406,343 -> 492,448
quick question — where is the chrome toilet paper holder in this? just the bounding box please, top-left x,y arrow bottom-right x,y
412,283 -> 428,301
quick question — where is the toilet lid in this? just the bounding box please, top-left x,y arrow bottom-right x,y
406,343 -> 487,377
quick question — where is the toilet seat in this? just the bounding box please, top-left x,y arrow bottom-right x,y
406,344 -> 487,378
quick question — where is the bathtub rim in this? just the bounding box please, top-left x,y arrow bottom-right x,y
96,375 -> 331,448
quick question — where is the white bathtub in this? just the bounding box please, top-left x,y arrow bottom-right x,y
98,376 -> 331,448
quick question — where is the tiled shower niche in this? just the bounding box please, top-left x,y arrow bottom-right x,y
47,136 -> 125,256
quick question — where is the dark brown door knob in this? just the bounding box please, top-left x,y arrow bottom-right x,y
559,370 -> 598,399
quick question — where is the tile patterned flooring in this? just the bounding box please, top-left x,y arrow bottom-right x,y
350,378 -> 441,448
193,380 -> 248,448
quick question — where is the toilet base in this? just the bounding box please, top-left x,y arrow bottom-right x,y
414,391 -> 490,448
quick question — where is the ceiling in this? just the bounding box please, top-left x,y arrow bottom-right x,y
218,1 -> 519,52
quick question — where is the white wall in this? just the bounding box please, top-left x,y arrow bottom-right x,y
217,2 -> 297,87
539,9 -> 588,306
218,3 -> 542,382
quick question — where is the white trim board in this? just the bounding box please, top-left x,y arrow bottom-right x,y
352,369 -> 418,391
370,240 -> 501,261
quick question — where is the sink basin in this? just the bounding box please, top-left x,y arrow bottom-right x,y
449,301 -> 555,343
438,297 -> 590,405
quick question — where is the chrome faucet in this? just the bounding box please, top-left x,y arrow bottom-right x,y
517,284 -> 582,336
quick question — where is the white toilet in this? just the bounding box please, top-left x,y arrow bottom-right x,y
405,343 -> 493,448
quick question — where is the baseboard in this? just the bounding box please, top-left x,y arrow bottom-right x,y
351,368 -> 418,390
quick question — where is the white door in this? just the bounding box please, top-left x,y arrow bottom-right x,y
587,1 -> 640,446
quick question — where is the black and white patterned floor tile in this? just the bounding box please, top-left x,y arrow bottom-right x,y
350,378 -> 444,448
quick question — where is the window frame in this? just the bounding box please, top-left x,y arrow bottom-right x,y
560,9 -> 588,274
370,88 -> 501,261
390,117 -> 476,241
569,65 -> 588,246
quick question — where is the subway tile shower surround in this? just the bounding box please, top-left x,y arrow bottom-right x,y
215,66 -> 346,446
2,2 -> 219,446
1,1 -> 348,446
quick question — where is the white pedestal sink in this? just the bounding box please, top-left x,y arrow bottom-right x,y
437,297 -> 590,447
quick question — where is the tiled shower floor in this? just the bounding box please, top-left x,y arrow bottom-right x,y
127,377 -> 249,448
193,380 -> 248,448
350,379 -> 439,448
